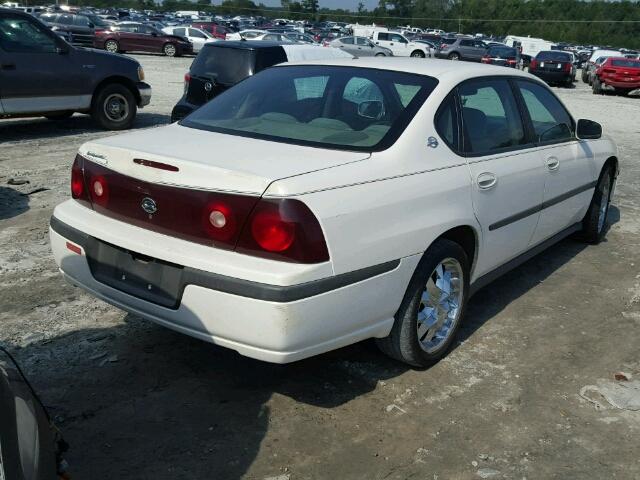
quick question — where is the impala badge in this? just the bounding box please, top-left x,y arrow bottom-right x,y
141,197 -> 157,215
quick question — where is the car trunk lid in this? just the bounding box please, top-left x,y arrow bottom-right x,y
78,123 -> 370,195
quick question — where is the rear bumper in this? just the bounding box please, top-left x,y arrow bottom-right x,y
137,82 -> 152,107
530,70 -> 572,83
170,97 -> 197,122
601,79 -> 640,89
49,207 -> 417,363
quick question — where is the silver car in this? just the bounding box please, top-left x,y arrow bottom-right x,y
330,36 -> 393,57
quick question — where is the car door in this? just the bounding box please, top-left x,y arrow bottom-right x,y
137,25 -> 162,52
515,80 -> 597,245
389,33 -> 409,56
355,36 -> 376,56
459,78 -> 547,277
113,25 -> 138,50
458,39 -> 474,59
336,36 -> 357,55
0,13 -> 91,114
471,40 -> 486,61
187,28 -> 207,51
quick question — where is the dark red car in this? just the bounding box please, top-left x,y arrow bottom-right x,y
190,22 -> 232,40
593,56 -> 640,95
94,23 -> 193,57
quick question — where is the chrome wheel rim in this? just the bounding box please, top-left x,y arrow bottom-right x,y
411,52 -> 423,57
103,93 -> 128,122
450,55 -> 459,61
597,172 -> 611,233
417,258 -> 464,353
105,41 -> 118,53
165,44 -> 176,56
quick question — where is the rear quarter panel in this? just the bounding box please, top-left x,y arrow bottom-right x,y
264,88 -> 480,277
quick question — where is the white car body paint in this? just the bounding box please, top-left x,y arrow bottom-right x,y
50,58 -> 618,363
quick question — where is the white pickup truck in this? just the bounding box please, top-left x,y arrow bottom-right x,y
371,31 -> 432,58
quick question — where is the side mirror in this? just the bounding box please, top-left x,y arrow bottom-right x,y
576,119 -> 602,140
357,100 -> 385,120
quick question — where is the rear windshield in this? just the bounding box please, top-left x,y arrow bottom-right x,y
181,65 -> 438,152
536,51 -> 571,61
611,59 -> 640,68
487,46 -> 517,57
190,46 -> 255,85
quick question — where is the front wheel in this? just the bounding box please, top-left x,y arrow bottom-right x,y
163,43 -> 177,57
582,166 -> 614,244
448,52 -> 460,61
375,52 -> 386,57
377,239 -> 470,367
410,50 -> 426,58
91,83 -> 137,130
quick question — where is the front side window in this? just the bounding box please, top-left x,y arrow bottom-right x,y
390,34 -> 406,43
189,28 -> 207,39
516,80 -> 573,143
73,15 -> 90,27
181,65 -> 438,151
459,79 -> 526,155
0,16 -> 57,53
356,37 -> 369,46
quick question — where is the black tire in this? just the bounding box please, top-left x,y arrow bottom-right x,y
104,39 -> 119,53
448,52 -> 460,61
592,76 -> 602,95
582,165 -> 614,244
91,83 -> 137,130
163,43 -> 178,57
581,70 -> 589,83
44,111 -> 73,120
411,50 -> 426,58
376,239 -> 470,367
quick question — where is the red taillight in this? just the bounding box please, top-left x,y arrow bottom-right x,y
530,58 -> 538,69
440,44 -> 449,50
481,55 -> 490,63
71,157 -> 84,198
89,175 -> 109,207
507,58 -> 516,65
183,72 -> 191,94
564,62 -> 571,72
237,199 -> 329,263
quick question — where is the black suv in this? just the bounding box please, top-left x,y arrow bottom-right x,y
172,41 -> 288,122
37,11 -> 103,47
0,9 -> 152,130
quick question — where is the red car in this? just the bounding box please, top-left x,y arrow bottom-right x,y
593,56 -> 640,95
94,23 -> 193,57
190,22 -> 232,40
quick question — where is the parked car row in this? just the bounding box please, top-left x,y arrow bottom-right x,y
592,57 -> 640,96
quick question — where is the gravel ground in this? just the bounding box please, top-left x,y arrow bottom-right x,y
1,55 -> 639,479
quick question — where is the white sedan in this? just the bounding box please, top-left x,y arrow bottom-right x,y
50,59 -> 618,366
161,26 -> 217,52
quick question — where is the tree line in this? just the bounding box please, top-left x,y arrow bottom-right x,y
71,0 -> 640,48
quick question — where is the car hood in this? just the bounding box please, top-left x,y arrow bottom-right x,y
78,123 -> 370,195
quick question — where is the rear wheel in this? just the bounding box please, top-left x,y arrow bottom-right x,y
592,77 -> 602,94
582,166 -> 614,244
411,50 -> 425,58
375,52 -> 386,57
581,70 -> 589,83
448,52 -> 460,61
377,239 -> 469,367
163,43 -> 177,57
91,83 -> 137,130
104,39 -> 119,53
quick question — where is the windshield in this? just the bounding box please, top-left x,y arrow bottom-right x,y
190,46 -> 254,85
536,51 -> 571,61
181,65 -> 438,152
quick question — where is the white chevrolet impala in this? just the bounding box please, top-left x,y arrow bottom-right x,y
50,58 -> 618,366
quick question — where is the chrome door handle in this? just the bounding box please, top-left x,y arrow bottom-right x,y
477,172 -> 497,190
546,156 -> 560,171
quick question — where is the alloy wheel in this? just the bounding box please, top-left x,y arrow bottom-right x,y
416,258 -> 464,353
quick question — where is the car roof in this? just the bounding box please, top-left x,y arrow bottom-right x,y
277,57 -> 532,84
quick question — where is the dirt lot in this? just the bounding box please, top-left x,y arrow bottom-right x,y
1,55 -> 639,479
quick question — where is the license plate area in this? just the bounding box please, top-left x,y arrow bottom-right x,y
86,239 -> 184,309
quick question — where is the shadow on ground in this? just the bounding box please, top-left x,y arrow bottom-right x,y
9,208 -> 621,479
0,112 -> 170,144
0,186 -> 29,220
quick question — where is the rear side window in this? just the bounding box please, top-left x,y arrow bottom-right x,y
341,37 -> 354,45
435,93 -> 459,151
459,79 -> 526,155
516,81 -> 573,143
174,27 -> 186,36
0,15 -> 57,53
377,32 -> 389,41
